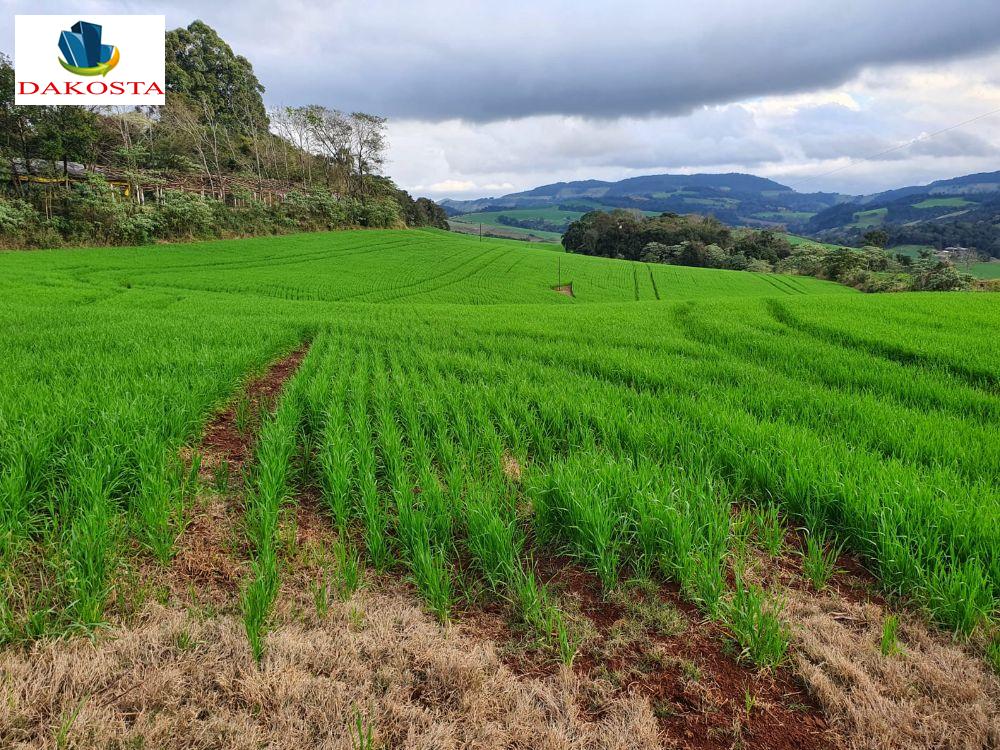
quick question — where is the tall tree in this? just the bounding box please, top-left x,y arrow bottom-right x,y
348,112 -> 387,197
270,106 -> 317,185
862,228 -> 889,249
165,21 -> 267,135
303,106 -> 351,189
32,106 -> 101,179
0,54 -> 33,173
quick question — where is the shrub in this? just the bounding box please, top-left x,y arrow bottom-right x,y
911,263 -> 972,291
0,197 -> 60,248
152,190 -> 218,239
281,190 -> 348,230
345,196 -> 402,228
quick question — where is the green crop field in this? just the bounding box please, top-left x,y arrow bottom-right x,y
447,217 -> 563,242
852,207 -> 888,227
971,261 -> 1000,279
450,206 -> 660,242
913,197 -> 977,209
450,208 -> 584,241
2,227 -> 998,665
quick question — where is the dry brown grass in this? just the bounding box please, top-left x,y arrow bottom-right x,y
501,453 -> 523,483
786,590 -> 1000,750
0,589 -> 663,750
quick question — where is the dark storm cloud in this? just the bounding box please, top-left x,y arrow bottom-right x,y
215,0 -> 1000,121
7,0 -> 1000,196
9,0 -> 1000,122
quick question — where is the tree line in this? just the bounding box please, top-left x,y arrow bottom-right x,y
562,210 -> 974,292
0,21 -> 448,248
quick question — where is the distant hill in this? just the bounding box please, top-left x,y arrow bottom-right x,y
504,172 -> 793,200
856,170 -> 1000,205
443,170 -> 1000,257
442,172 -> 845,234
806,171 -> 1000,256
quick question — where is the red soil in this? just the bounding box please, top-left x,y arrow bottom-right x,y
459,554 -> 839,750
172,344 -> 309,598
200,344 -> 310,473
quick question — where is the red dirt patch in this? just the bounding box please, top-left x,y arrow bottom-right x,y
553,283 -> 574,297
171,344 -> 309,599
761,528 -> 885,609
200,344 -> 309,474
470,555 -> 838,750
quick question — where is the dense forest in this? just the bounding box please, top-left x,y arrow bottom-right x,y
0,21 -> 448,249
563,210 -> 974,291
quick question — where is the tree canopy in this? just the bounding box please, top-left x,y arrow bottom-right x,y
0,23 -> 448,248
561,210 -> 971,292
165,20 -> 268,134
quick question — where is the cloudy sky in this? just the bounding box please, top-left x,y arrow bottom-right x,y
5,0 -> 1000,199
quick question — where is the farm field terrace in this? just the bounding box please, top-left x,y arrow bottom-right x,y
1,228 -> 999,748
449,207 -> 662,242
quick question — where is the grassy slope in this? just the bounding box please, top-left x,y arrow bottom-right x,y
971,261 -> 1000,279
450,207 -> 662,242
912,197 -> 977,209
784,234 -> 845,250
889,244 -> 935,257
2,228 -> 998,643
853,208 -> 888,228
450,209 -> 578,241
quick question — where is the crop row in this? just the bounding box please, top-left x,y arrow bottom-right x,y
238,292 -> 998,658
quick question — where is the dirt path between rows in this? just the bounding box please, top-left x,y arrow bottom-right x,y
200,344 -> 310,473
171,343 -> 309,602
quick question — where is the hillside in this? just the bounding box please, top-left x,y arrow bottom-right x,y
0,24 -> 448,250
444,170 -> 1000,258
442,172 -> 844,235
806,171 -> 1000,257
2,229 -> 998,750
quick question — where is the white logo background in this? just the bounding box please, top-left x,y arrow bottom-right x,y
14,15 -> 165,106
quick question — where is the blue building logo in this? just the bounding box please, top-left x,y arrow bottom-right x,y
58,21 -> 120,76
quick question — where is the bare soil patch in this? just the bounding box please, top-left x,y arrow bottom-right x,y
169,344 -> 310,603
544,559 -> 836,750
502,453 -> 523,482
200,344 -> 310,475
740,533 -> 1000,750
456,554 -> 836,750
554,283 -> 575,297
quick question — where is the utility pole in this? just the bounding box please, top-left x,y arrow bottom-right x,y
479,223 -> 482,242
558,256 -> 561,287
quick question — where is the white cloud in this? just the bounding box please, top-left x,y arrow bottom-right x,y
5,0 -> 1000,198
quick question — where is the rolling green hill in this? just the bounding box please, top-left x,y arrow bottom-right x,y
806,171 -> 1000,256
442,172 -> 843,235
443,171 -> 1000,259
2,227 -> 997,701
447,207 -> 663,242
913,197 -> 977,209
